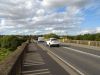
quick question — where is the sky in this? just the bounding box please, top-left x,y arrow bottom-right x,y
0,0 -> 100,35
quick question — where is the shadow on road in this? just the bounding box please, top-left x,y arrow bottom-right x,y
22,43 -> 69,75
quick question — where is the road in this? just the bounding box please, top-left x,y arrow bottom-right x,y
22,43 -> 69,75
39,42 -> 100,75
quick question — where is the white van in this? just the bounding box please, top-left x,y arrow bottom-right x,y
38,37 -> 44,42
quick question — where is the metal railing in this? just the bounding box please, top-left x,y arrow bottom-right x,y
0,41 -> 29,75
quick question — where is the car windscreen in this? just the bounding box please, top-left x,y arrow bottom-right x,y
51,39 -> 57,41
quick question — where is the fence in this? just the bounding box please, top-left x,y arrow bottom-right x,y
0,41 -> 29,75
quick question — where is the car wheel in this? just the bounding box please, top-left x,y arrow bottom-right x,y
58,45 -> 60,47
49,44 -> 52,47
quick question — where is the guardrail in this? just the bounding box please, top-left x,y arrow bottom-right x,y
63,40 -> 100,47
0,41 -> 29,75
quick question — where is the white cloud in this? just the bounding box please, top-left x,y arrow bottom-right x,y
96,27 -> 100,33
36,9 -> 45,16
0,19 -> 5,26
42,0 -> 68,8
0,0 -> 99,35
78,27 -> 100,35
79,30 -> 91,34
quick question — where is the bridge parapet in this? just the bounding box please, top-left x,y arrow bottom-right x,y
0,41 -> 29,75
63,40 -> 100,47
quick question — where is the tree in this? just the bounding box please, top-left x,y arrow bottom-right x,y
95,33 -> 100,41
65,33 -> 100,41
44,33 -> 60,39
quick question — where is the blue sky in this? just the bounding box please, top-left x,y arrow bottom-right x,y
78,5 -> 100,34
0,0 -> 100,35
82,8 -> 100,28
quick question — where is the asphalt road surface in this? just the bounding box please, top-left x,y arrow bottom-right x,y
40,42 -> 100,75
22,43 -> 69,75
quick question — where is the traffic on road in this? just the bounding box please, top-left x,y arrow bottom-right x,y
37,40 -> 100,75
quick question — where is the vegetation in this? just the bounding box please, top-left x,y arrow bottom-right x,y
44,33 -> 60,39
67,33 -> 100,41
0,35 -> 28,61
0,48 -> 11,61
42,33 -> 100,41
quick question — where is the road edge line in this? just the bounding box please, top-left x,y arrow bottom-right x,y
38,44 -> 85,75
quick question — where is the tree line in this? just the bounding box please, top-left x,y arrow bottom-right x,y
42,33 -> 100,41
67,33 -> 100,41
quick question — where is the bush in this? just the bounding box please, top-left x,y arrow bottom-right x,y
0,35 -> 27,51
0,48 -> 11,61
0,35 -> 28,61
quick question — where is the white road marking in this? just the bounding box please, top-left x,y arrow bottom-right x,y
63,47 -> 100,58
39,44 -> 85,75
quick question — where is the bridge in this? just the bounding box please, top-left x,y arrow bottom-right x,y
0,40 -> 100,75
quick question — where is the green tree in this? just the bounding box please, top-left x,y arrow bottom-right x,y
95,33 -> 100,41
65,33 -> 100,41
44,33 -> 60,39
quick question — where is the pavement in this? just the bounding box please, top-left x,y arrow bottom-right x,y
21,43 -> 69,75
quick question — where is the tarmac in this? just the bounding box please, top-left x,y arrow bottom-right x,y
21,43 -> 69,75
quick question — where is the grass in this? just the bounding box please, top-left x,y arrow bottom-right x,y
0,48 -> 12,61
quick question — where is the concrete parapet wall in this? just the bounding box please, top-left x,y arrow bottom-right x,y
0,41 -> 29,75
63,40 -> 100,47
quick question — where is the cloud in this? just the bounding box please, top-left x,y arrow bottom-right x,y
42,0 -> 68,8
0,0 -> 99,35
96,27 -> 100,33
42,0 -> 91,11
78,27 -> 100,35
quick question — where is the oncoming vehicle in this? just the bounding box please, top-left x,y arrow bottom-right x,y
38,37 -> 44,42
46,38 -> 60,47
